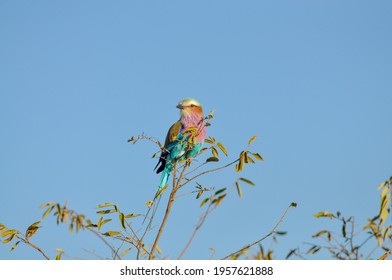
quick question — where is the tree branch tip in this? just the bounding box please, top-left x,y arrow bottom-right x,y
291,202 -> 298,208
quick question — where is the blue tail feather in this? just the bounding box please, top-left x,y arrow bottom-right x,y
158,169 -> 170,192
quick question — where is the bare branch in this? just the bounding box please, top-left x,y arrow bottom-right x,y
178,199 -> 214,259
182,159 -> 239,188
18,235 -> 50,260
221,202 -> 296,260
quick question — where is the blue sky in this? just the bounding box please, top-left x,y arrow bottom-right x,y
1,1 -> 391,260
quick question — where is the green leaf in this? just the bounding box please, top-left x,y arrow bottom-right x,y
377,181 -> 387,190
155,184 -> 168,198
239,177 -> 255,186
42,205 -> 54,219
96,202 -> 113,209
122,248 -> 132,257
205,110 -> 215,120
246,154 -> 255,164
217,142 -> 228,156
248,135 -> 257,145
306,245 -> 321,255
100,219 -> 112,230
196,190 -> 204,199
3,233 -> 16,244
342,221 -> 347,238
56,248 -> 64,253
286,249 -> 297,259
119,213 -> 126,230
200,197 -> 209,208
103,231 -> 121,236
244,152 -> 250,163
97,217 -> 103,230
236,182 -> 242,199
381,185 -> 390,199
1,229 -> 16,238
39,201 -> 55,209
10,241 -> 20,252
314,211 -> 335,219
124,213 -> 141,219
55,203 -> 62,216
206,157 -> 219,162
214,188 -> 226,195
212,194 -> 226,207
251,152 -> 264,161
96,209 -> 117,215
237,151 -> 245,172
98,217 -> 112,230
26,222 -> 41,238
312,230 -> 329,238
145,200 -> 153,209
151,152 -> 159,158
211,146 -> 219,157
380,207 -> 389,225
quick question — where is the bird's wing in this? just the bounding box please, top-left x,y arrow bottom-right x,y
154,120 -> 183,174
164,120 -> 182,148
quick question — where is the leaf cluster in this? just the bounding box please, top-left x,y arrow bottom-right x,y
287,176 -> 392,260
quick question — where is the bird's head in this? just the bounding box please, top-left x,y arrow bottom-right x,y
176,98 -> 203,116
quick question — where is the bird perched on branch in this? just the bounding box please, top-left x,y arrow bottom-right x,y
143,98 -> 207,224
154,98 -> 207,192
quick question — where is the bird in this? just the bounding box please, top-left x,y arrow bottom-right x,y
143,98 -> 207,224
154,97 -> 207,192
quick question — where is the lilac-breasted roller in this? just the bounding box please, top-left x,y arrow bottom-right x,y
154,98 -> 207,192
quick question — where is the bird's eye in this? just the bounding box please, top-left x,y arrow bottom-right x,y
190,104 -> 195,107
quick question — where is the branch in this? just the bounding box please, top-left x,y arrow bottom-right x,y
221,202 -> 297,260
148,185 -> 177,259
149,163 -> 188,259
182,159 -> 239,188
19,236 -> 50,260
85,226 -> 122,260
178,199 -> 214,259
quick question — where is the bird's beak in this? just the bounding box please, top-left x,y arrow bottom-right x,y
176,103 -> 184,109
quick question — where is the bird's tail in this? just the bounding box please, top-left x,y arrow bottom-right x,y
158,169 -> 170,192
142,170 -> 170,225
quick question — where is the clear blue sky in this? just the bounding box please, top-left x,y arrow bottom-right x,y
1,1 -> 391,260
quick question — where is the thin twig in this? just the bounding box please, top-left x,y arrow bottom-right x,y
82,248 -> 105,260
185,161 -> 208,177
85,226 -> 122,260
149,162 -> 190,259
114,240 -> 125,260
178,200 -> 214,259
20,236 -> 50,260
148,186 -> 178,259
182,159 -> 239,188
221,202 -> 296,260
123,218 -> 149,260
